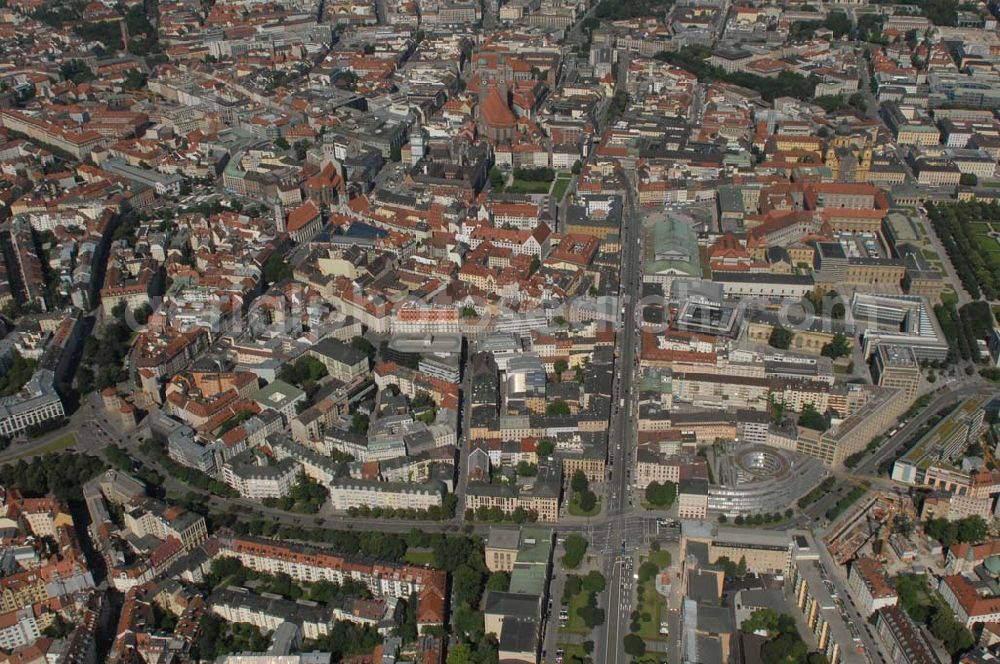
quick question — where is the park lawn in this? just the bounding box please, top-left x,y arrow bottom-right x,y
552,177 -> 571,201
635,549 -> 671,642
636,575 -> 667,642
976,233 -> 1000,255
971,227 -> 1000,250
647,550 -> 671,568
563,590 -> 591,634
557,643 -> 589,660
13,432 -> 78,460
403,549 -> 435,566
968,223 -> 1000,253
506,179 -> 552,194
568,494 -> 601,517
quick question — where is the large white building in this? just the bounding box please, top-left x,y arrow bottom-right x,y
122,499 -> 208,551
209,587 -> 357,640
221,453 -> 302,499
328,479 -> 444,512
0,370 -> 65,438
939,574 -> 1000,627
0,607 -> 40,652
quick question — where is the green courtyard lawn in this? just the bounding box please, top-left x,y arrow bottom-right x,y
505,179 -> 552,194
403,549 -> 435,566
552,177 -> 571,201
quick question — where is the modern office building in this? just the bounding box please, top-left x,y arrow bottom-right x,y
0,369 -> 65,437
708,445 -> 827,518
851,293 -> 949,361
809,385 -> 908,467
871,344 -> 921,404
481,526 -> 553,664
386,333 -> 463,382
678,479 -> 709,519
891,394 -> 989,485
682,523 -> 793,575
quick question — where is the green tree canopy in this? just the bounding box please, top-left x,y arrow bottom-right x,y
582,570 -> 606,594
644,481 -> 677,507
563,574 -> 582,601
623,634 -> 646,656
562,534 -> 588,569
797,405 -> 828,432
821,334 -> 850,360
769,326 -> 793,349
546,400 -> 571,416
486,571 -> 510,592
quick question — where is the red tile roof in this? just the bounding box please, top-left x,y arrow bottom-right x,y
480,86 -> 516,129
287,200 -> 320,233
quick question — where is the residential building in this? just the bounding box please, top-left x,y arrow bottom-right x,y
214,536 -> 447,626
873,606 -> 937,664
252,380 -> 307,423
327,479 -> 444,512
847,557 -> 898,617
305,338 -> 370,383
221,451 -> 302,499
939,574 -> 1000,627
790,533 -> 867,664
677,479 -> 709,520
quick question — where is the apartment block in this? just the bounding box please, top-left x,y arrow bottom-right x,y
214,536 -> 447,626
873,606 -> 937,664
847,557 -> 898,617
327,479 -> 444,512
